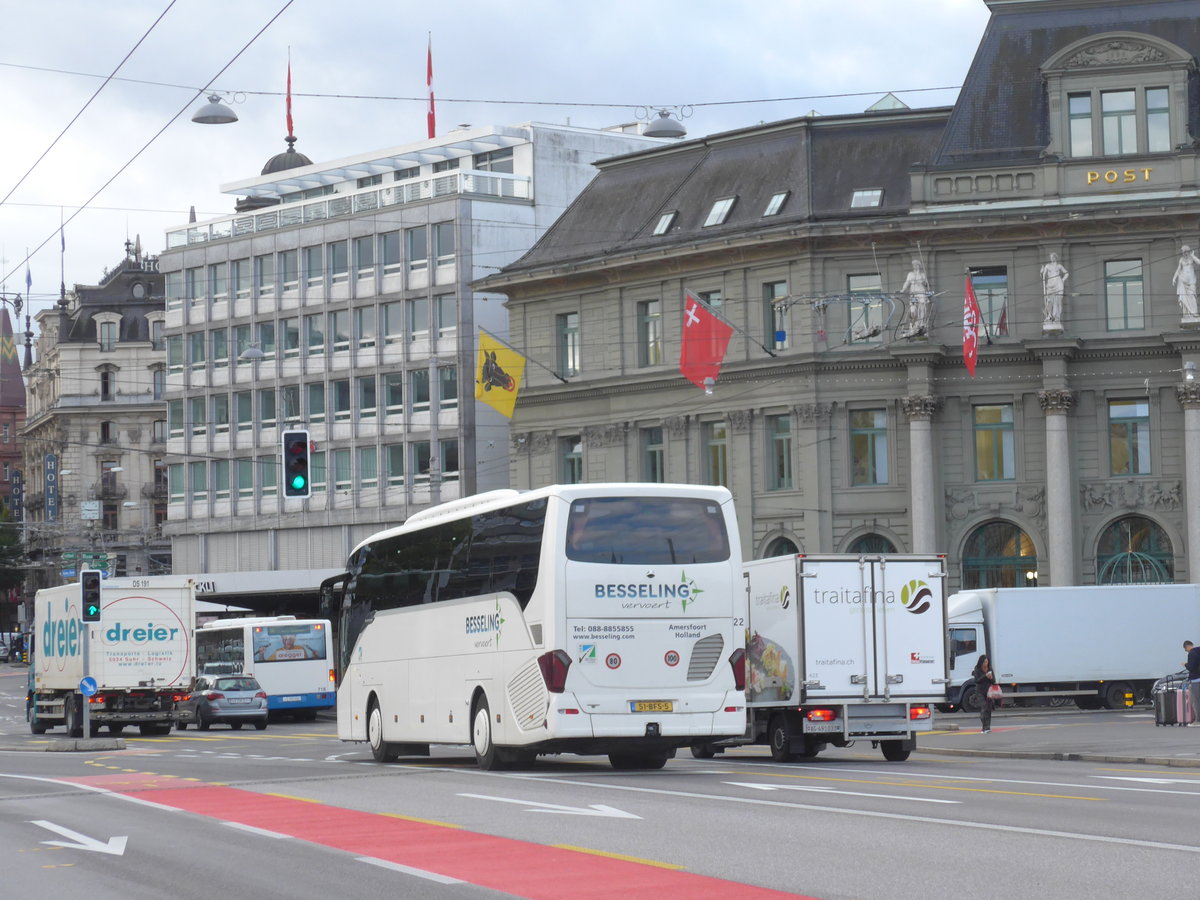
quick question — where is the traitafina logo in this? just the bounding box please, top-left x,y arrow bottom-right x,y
899,579 -> 933,615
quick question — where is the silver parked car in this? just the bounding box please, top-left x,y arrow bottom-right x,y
177,675 -> 268,731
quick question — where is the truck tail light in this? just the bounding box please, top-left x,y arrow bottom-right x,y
172,693 -> 191,703
805,708 -> 838,722
205,692 -> 225,701
909,705 -> 932,720
537,649 -> 572,693
729,647 -> 746,691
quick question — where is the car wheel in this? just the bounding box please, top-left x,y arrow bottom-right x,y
254,719 -> 267,731
230,722 -> 243,730
176,721 -> 187,731
197,713 -> 211,731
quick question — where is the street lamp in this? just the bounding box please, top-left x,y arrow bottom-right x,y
1024,570 -> 1039,587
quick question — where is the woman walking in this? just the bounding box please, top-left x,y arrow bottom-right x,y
972,654 -> 997,733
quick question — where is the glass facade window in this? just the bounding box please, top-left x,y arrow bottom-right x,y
168,399 -> 184,438
557,311 -> 579,377
1068,93 -> 1092,156
189,332 -> 206,370
153,367 -> 166,400
279,249 -> 298,290
406,226 -> 428,271
307,382 -> 325,424
280,384 -> 300,423
380,231 -> 401,274
189,397 -> 206,436
185,267 -> 202,306
641,426 -> 664,483
310,451 -> 326,493
411,368 -> 430,409
1105,259 -> 1144,331
383,372 -> 403,413
210,395 -> 230,435
282,317 -> 300,358
764,281 -> 787,350
974,404 -> 1015,481
189,461 -> 207,502
433,222 -> 455,266
409,297 -> 429,339
329,309 -> 350,353
304,245 -> 323,289
383,301 -> 403,343
358,447 -> 378,489
412,441 -> 432,484
561,435 -> 582,484
237,458 -> 254,499
259,455 -> 277,496
258,389 -> 276,429
355,307 -> 377,348
637,299 -> 662,367
233,324 -> 251,365
1109,398 -> 1151,476
354,235 -> 375,278
331,379 -> 352,422
257,321 -> 276,360
254,254 -> 275,297
209,262 -> 228,300
168,463 -> 185,503
704,421 -> 728,486
438,366 -> 458,410
850,409 -> 888,486
1101,89 -> 1136,155
167,335 -> 184,374
1146,87 -> 1170,152
766,414 -> 793,490
440,438 -> 459,481
970,267 -> 1009,337
305,314 -> 325,356
385,444 -> 404,486
329,241 -> 348,284
436,293 -> 456,336
357,375 -> 377,419
235,391 -> 252,432
232,258 -> 250,299
211,328 -> 228,369
212,459 -> 230,500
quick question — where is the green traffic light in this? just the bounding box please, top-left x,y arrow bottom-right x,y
291,474 -> 307,490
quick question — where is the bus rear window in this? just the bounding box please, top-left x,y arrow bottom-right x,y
565,497 -> 729,564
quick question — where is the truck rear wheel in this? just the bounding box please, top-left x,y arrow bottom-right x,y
960,685 -> 981,713
881,740 -> 911,762
64,698 -> 83,738
1103,682 -> 1133,710
769,715 -> 796,762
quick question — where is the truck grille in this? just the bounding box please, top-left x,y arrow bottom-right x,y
687,633 -> 725,681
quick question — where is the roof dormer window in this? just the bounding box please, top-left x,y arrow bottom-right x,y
763,191 -> 789,216
652,212 -> 677,235
703,197 -> 735,227
850,189 -> 883,208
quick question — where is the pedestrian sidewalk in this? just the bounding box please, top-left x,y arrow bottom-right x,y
918,707 -> 1200,768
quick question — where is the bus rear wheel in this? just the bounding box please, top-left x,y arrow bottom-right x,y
472,696 -> 503,770
368,700 -> 400,762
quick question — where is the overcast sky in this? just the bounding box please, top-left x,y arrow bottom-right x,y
0,0 -> 992,324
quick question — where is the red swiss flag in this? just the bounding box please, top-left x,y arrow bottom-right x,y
680,292 -> 734,390
963,275 -> 982,377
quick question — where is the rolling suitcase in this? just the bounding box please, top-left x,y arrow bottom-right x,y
1153,673 -> 1193,726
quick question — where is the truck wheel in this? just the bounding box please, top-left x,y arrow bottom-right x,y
30,715 -> 48,735
109,724 -> 126,735
769,715 -> 796,762
960,685 -> 981,713
1103,682 -> 1133,710
1074,696 -> 1103,710
690,742 -> 718,759
881,740 -> 911,762
368,700 -> 399,763
65,698 -> 83,738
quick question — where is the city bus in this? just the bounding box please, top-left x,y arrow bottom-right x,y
195,617 -> 336,719
330,483 -> 747,769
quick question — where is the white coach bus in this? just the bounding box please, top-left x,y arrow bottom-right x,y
331,483 -> 747,769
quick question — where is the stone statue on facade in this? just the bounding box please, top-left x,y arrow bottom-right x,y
1172,244 -> 1200,324
1040,252 -> 1068,333
900,259 -> 933,337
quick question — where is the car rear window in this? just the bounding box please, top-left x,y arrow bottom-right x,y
214,677 -> 260,692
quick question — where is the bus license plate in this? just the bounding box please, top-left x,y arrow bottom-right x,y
281,696 -> 301,703
631,700 -> 673,713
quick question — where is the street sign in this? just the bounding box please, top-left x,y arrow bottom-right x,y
79,677 -> 98,697
80,500 -> 101,521
60,568 -> 77,579
62,552 -> 78,561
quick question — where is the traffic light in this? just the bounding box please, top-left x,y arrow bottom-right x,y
81,570 -> 102,622
282,429 -> 311,498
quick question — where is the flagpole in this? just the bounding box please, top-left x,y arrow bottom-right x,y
688,290 -> 777,358
480,328 -> 568,383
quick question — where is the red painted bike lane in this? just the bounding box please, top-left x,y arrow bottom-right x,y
68,773 -> 816,899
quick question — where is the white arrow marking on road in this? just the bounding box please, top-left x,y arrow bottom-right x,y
31,820 -> 128,855
457,793 -> 641,818
1094,776 -> 1200,785
723,782 -> 959,805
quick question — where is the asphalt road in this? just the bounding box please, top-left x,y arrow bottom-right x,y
3,668 -> 1198,900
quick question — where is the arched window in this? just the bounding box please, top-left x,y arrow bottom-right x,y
847,533 -> 897,554
961,520 -> 1037,589
764,537 -> 799,558
1096,515 -> 1173,584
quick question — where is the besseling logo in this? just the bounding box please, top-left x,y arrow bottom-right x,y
900,579 -> 932,615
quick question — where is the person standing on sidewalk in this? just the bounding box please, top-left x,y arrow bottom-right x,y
972,654 -> 997,733
1184,641 -> 1200,725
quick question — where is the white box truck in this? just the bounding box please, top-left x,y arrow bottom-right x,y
694,554 -> 948,762
29,577 -> 196,737
946,584 -> 1200,712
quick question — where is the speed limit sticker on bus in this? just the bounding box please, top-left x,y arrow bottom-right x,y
605,652 -> 621,669
664,650 -> 680,667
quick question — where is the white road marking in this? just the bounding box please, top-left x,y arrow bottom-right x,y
457,793 -> 641,818
724,781 -> 959,804
31,819 -> 128,855
356,856 -> 464,884
223,821 -> 292,839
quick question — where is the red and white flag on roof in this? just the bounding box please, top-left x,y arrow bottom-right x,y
680,292 -> 734,390
426,35 -> 436,139
963,275 -> 982,377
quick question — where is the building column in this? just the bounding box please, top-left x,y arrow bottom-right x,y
901,395 -> 939,554
1176,381 -> 1200,580
1038,389 -> 1076,585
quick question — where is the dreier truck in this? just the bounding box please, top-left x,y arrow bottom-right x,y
29,577 -> 196,736
946,584 -> 1200,711
696,554 -> 948,762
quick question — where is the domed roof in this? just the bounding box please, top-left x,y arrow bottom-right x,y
262,135 -> 312,176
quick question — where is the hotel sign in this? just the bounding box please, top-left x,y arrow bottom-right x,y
44,453 -> 59,522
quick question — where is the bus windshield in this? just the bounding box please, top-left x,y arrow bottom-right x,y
565,496 -> 729,565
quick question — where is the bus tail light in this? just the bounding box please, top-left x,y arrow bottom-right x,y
729,648 -> 746,691
910,705 -> 932,720
805,707 -> 838,723
537,650 -> 572,693
329,668 -> 336,683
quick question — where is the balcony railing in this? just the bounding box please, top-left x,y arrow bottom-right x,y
166,169 -> 531,249
92,482 -> 129,501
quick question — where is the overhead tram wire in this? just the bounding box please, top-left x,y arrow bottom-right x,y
1,0 -> 297,291
0,0 -> 180,213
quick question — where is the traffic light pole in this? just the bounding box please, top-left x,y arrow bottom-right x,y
82,610 -> 91,738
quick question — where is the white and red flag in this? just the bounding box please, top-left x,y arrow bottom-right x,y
963,275 -> 982,377
680,292 -> 734,390
426,35 -> 436,139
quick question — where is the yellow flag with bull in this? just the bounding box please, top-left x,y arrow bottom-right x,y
475,329 -> 526,418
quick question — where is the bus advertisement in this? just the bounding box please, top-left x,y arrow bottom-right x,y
332,483 -> 748,770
